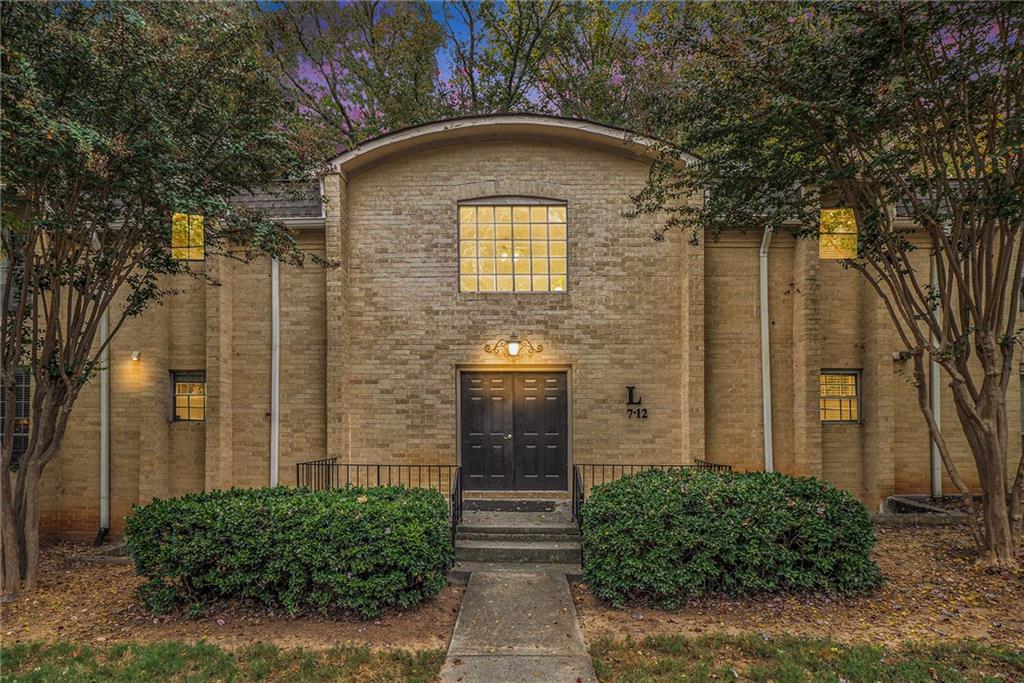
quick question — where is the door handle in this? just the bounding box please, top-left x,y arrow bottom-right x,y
504,434 -> 513,440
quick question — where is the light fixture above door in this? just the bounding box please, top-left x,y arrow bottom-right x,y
484,334 -> 542,358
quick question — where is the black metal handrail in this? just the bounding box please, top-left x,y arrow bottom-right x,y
295,459 -> 463,541
572,464 -> 585,564
450,466 -> 463,545
572,464 -> 584,525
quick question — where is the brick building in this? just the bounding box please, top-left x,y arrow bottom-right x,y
24,115 -> 1022,538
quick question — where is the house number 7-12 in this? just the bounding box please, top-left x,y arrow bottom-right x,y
626,386 -> 648,418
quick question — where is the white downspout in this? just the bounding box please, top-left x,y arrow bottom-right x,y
759,226 -> 775,472
99,309 -> 110,536
93,228 -> 110,542
270,258 -> 280,487
930,254 -> 942,497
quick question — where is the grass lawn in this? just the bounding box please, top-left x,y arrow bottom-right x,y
0,641 -> 445,682
591,633 -> 1024,682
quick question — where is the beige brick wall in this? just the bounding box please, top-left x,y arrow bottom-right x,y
34,131 -> 1024,537
336,141 -> 687,468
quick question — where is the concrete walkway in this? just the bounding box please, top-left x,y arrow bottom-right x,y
439,567 -> 596,683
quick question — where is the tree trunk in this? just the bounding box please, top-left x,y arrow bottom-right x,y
4,404 -> 72,594
16,465 -> 42,590
948,377 -> 1020,570
981,464 -> 1018,570
1,470 -> 21,596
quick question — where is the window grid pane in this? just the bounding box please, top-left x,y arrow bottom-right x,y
819,372 -> 859,422
819,208 -> 857,260
0,368 -> 31,466
171,213 -> 205,261
172,371 -> 206,422
459,204 -> 567,292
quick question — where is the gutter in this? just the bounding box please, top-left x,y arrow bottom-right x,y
270,258 -> 280,486
759,226 -> 775,472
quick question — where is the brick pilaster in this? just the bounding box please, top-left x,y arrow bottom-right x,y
791,238 -> 823,477
862,281 -> 897,510
204,254 -> 234,490
324,173 -> 349,462
680,239 -> 706,462
137,287 -> 170,502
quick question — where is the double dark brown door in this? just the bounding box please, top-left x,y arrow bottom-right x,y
460,372 -> 568,491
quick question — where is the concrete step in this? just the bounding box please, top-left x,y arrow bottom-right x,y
457,530 -> 579,542
460,509 -> 574,528
463,499 -> 568,512
447,561 -> 583,586
463,491 -> 571,501
459,523 -> 578,535
454,539 -> 582,564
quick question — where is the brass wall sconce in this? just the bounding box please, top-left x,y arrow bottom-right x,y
484,334 -> 542,358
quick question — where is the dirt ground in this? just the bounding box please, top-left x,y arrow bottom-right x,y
573,525 -> 1024,647
1,542 -> 461,652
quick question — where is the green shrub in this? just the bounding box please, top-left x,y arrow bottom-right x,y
125,486 -> 453,618
582,469 -> 881,607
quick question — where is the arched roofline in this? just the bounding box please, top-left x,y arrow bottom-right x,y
326,114 -> 696,178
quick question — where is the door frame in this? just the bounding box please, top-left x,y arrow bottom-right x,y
455,364 -> 573,492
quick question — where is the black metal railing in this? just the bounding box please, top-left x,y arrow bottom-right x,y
570,459 -> 733,568
571,460 -> 732,523
572,464 -> 584,530
295,459 -> 464,541
450,466 -> 463,545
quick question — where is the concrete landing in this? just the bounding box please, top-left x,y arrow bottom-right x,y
440,567 -> 595,683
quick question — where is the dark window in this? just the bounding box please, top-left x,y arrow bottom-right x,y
172,371 -> 206,421
820,371 -> 860,423
1,368 -> 31,466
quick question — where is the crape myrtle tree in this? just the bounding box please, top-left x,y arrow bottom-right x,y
264,0 -> 446,158
633,2 -> 1023,568
1,1 -> 317,594
440,0 -> 579,113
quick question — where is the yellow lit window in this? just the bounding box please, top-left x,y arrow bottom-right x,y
171,212 -> 205,261
819,208 -> 857,260
459,203 -> 567,292
172,371 -> 206,421
820,371 -> 859,422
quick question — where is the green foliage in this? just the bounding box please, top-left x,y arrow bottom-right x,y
125,486 -> 453,619
591,633 -> 1024,683
632,2 -> 1023,245
267,0 -> 648,146
265,1 -> 446,156
1,640 -> 446,683
582,470 -> 881,607
2,1 -> 313,278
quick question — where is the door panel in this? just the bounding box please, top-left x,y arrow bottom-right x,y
461,371 -> 568,491
460,373 -> 514,489
514,373 -> 568,490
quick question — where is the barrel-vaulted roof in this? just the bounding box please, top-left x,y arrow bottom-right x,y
328,114 -> 693,178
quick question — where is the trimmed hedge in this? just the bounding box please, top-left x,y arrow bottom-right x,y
125,486 -> 453,618
582,469 -> 881,607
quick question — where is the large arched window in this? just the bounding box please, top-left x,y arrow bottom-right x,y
458,200 -> 567,293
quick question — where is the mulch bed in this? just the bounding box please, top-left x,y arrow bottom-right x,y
1,541 -> 462,652
573,525 -> 1024,647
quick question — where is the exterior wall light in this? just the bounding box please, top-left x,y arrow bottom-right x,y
131,351 -> 141,361
484,334 -> 542,358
